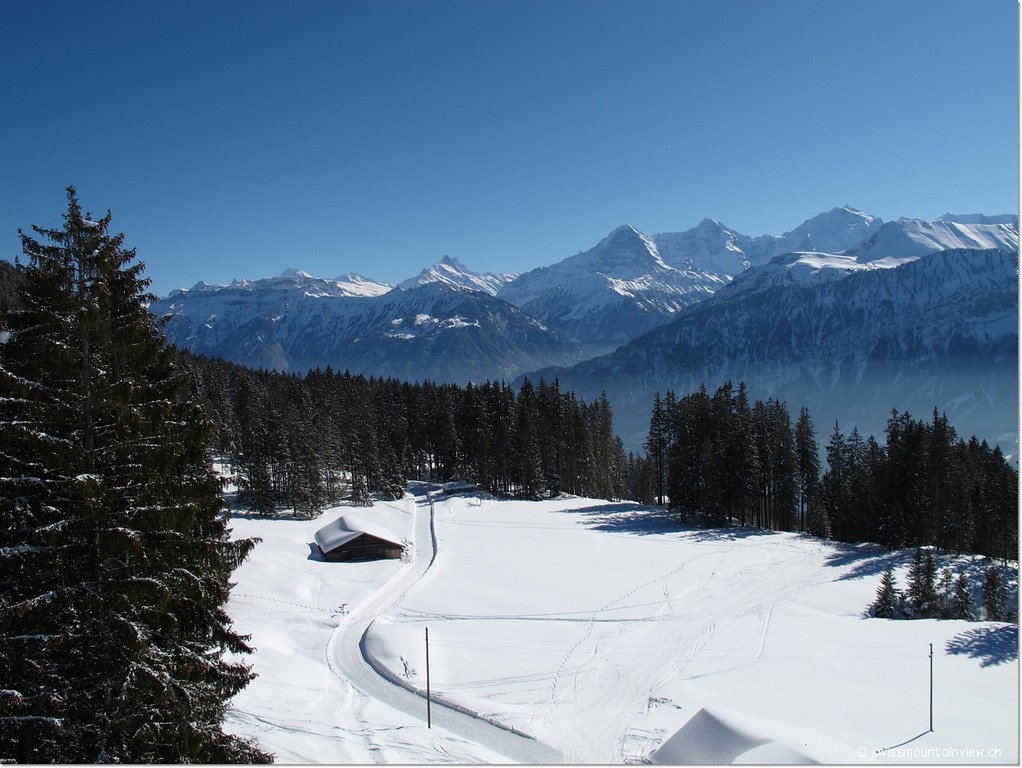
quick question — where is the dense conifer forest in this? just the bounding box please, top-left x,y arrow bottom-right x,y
631,383 -> 1017,563
181,353 -> 627,512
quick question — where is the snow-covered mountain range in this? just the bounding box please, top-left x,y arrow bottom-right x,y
152,205 -> 1017,451
155,274 -> 580,381
654,205 -> 884,275
529,245 -> 1018,455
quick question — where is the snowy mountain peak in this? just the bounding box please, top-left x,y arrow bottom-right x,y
589,224 -> 668,273
608,223 -> 646,238
438,254 -> 468,270
693,217 -> 729,233
496,223 -> 724,357
836,204 -> 876,221
397,255 -> 515,296
330,273 -> 394,297
771,205 -> 883,254
280,267 -> 315,280
653,219 -> 752,276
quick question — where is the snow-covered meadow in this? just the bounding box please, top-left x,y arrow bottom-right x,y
223,486 -> 1018,764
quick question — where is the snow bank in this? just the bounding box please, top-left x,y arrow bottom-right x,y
650,706 -> 855,764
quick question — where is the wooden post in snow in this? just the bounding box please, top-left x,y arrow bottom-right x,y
929,642 -> 933,732
426,627 -> 432,729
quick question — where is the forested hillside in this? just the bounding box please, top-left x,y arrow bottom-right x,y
182,354 -> 627,513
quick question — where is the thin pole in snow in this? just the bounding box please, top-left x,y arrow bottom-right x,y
426,627 -> 431,729
929,642 -> 933,732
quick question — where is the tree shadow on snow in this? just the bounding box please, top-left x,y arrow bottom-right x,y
571,504 -> 796,540
683,526 -> 780,543
823,544 -> 912,581
568,503 -> 693,536
945,625 -> 1019,667
227,509 -> 315,521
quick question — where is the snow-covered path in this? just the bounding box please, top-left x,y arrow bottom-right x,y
326,485 -> 563,763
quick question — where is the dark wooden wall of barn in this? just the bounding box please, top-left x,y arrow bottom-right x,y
323,533 -> 402,562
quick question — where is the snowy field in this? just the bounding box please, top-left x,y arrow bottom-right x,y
223,485 -> 1018,764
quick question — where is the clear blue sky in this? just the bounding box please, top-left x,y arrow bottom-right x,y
2,0 -> 1017,297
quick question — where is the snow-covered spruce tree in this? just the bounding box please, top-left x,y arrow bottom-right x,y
0,188 -> 270,763
870,568 -> 902,619
905,547 -> 938,618
934,567 -> 955,619
379,445 -> 407,501
982,567 -> 1009,622
950,572 -> 974,621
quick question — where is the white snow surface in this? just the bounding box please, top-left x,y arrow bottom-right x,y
224,488 -> 1018,764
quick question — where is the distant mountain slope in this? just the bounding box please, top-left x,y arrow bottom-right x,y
497,225 -> 724,357
152,271 -> 579,382
527,248 -> 1018,455
849,217 -> 1019,263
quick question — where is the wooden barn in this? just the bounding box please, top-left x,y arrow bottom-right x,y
314,516 -> 403,562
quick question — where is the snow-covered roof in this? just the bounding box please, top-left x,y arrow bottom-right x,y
314,515 -> 400,553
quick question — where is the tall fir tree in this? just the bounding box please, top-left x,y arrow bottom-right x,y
905,548 -> 938,618
950,572 -> 974,620
794,406 -> 822,534
514,378 -> 544,499
645,391 -> 670,507
982,567 -> 1009,622
0,188 -> 269,763
871,568 -> 902,619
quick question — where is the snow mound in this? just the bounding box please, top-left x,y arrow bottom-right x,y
650,706 -> 858,764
